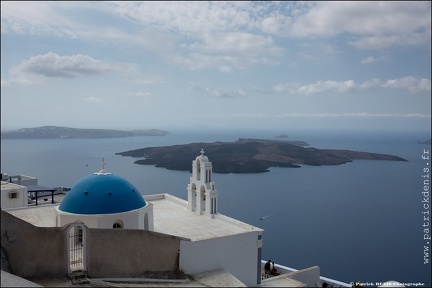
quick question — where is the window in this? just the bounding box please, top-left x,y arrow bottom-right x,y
113,221 -> 123,229
9,192 -> 18,199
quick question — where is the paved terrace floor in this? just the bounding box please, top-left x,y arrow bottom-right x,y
146,194 -> 263,241
5,193 -> 66,227
6,193 -> 264,240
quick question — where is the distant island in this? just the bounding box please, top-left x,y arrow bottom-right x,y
275,134 -> 289,138
418,139 -> 431,144
1,126 -> 169,139
116,138 -> 408,173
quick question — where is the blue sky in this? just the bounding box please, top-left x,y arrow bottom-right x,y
1,1 -> 431,132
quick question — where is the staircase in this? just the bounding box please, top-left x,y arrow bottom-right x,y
68,270 -> 90,285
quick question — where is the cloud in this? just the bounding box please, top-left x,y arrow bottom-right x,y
274,112 -> 431,118
273,80 -> 356,95
290,2 -> 431,49
83,96 -> 105,103
383,76 -> 431,94
3,2 -> 430,49
212,112 -> 431,120
1,1 -> 430,78
178,32 -> 284,70
217,113 -> 266,118
298,80 -> 356,95
187,82 -> 210,94
296,42 -> 340,62
187,83 -> 246,98
212,89 -> 246,98
358,78 -> 383,90
131,77 -> 164,85
274,77 -> 431,95
361,55 -> 389,64
128,92 -> 152,98
103,1 -> 255,34
3,52 -> 132,86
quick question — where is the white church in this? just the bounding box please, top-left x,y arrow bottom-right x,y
1,150 -> 345,287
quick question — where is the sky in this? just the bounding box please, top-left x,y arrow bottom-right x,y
1,1 -> 431,133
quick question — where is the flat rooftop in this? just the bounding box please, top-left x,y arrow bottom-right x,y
1,181 -> 25,190
146,194 -> 263,241
5,193 -> 263,242
5,204 -> 57,227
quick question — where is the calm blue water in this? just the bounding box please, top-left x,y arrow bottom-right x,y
1,129 -> 431,286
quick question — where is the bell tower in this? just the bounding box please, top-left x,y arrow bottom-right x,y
187,149 -> 218,218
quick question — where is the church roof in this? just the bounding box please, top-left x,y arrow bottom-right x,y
58,171 -> 146,215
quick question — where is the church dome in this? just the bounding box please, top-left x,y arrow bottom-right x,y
59,171 -> 146,215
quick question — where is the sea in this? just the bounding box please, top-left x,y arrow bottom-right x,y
1,128 -> 431,286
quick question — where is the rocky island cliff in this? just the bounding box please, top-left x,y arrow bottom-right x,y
1,126 -> 169,139
116,138 -> 408,173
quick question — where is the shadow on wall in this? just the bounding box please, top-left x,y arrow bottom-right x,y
1,209 -> 185,279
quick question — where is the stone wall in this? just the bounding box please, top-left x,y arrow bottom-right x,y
1,209 -> 67,278
86,228 -> 182,278
1,209 -> 183,279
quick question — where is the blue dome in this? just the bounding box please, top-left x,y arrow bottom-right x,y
59,172 -> 146,214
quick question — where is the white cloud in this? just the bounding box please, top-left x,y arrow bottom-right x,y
358,78 -> 383,90
296,80 -> 356,95
2,1 -> 428,80
187,83 -> 246,99
296,42 -> 340,62
274,112 -> 431,118
212,89 -> 246,98
128,92 -> 152,98
309,80 -> 354,94
83,96 -> 105,103
217,113 -> 266,118
131,77 -> 164,85
383,76 -> 431,94
2,1 -> 430,50
16,52 -> 122,78
103,1 -> 254,34
180,32 -> 284,70
3,52 -> 132,86
1,1 -> 97,37
361,54 -> 389,64
290,1 -> 431,49
211,112 -> 431,120
274,77 -> 431,95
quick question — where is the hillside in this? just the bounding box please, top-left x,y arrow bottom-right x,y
1,126 -> 169,139
116,138 -> 408,173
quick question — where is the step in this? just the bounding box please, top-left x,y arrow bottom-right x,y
72,277 -> 90,285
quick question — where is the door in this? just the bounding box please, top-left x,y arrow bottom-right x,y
67,223 -> 86,273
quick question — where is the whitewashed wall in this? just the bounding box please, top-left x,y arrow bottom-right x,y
54,204 -> 153,230
180,231 -> 261,287
1,182 -> 28,209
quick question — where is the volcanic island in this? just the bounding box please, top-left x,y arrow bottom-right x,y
116,138 -> 408,174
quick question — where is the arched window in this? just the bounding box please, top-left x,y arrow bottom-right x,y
196,160 -> 201,181
144,213 -> 149,230
113,220 -> 123,229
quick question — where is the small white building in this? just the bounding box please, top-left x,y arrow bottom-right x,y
4,173 -> 38,186
1,181 -> 28,209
